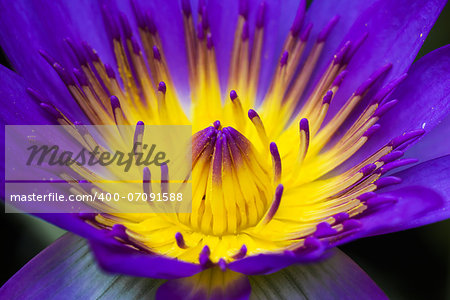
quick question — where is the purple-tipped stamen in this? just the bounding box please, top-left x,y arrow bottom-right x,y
374,176 -> 402,188
218,258 -> 227,271
161,162 -> 169,194
317,15 -> 340,42
181,0 -> 192,16
322,90 -> 333,104
119,13 -> 133,39
333,41 -> 351,65
233,244 -> 248,259
270,142 -> 282,182
40,103 -> 63,119
290,0 -> 306,36
230,90 -> 238,101
239,0 -> 249,18
73,68 -> 88,86
153,46 -> 161,61
104,64 -> 116,78
206,33 -> 214,49
372,73 -> 408,105
380,151 -> 404,163
358,192 -> 377,201
241,21 -> 249,41
197,22 -> 205,40
378,158 -> 418,175
365,195 -> 398,209
143,167 -> 152,195
374,99 -> 398,117
332,70 -> 348,87
355,63 -> 393,96
199,245 -> 211,265
256,2 -> 266,28
51,63 -> 74,85
314,222 -> 338,238
158,81 -> 167,94
264,184 -> 284,223
359,163 -> 377,176
133,121 -> 145,156
175,232 -> 187,249
110,95 -> 121,110
333,212 -> 350,223
299,23 -> 313,41
144,11 -> 157,34
299,118 -> 310,135
247,109 -> 259,120
343,32 -> 368,64
389,129 -> 425,149
363,124 -> 381,137
342,219 -> 362,231
280,51 -> 289,66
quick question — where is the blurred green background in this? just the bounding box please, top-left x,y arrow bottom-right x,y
1,2 -> 449,299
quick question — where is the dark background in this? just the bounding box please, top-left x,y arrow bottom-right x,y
1,3 -> 449,299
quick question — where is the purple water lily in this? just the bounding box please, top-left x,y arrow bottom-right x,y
1,0 -> 449,299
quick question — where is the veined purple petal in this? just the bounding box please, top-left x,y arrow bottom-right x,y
32,213 -> 201,279
249,249 -> 387,299
0,233 -> 164,299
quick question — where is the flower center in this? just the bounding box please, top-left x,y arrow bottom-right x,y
188,122 -> 273,235
31,1 -> 424,264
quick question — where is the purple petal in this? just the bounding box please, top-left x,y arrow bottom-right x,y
403,113 -> 450,164
374,155 -> 450,233
376,45 -> 450,150
309,0 -> 446,118
88,238 -> 202,279
31,213 -> 201,279
0,65 -> 51,125
333,45 -> 450,173
0,233 -> 163,299
0,0 -> 114,118
228,237 -> 326,275
330,156 -> 449,245
249,248 -> 387,299
356,186 -> 444,238
0,66 -> 54,191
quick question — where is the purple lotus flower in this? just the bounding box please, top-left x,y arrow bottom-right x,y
1,0 -> 449,299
